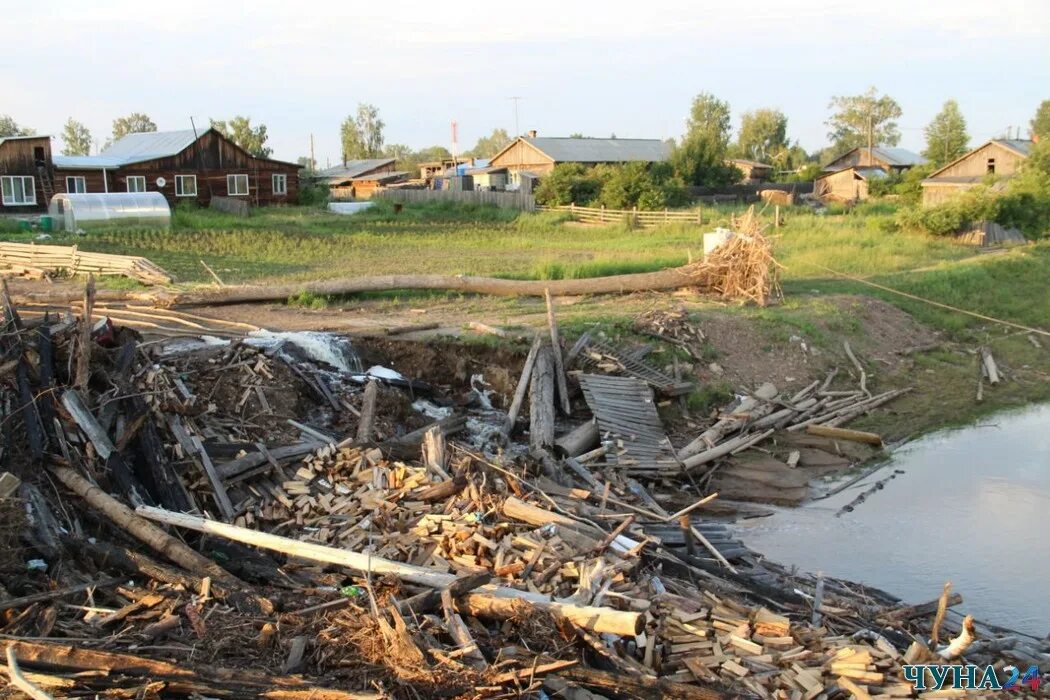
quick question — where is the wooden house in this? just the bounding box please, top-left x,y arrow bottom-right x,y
313,159 -> 406,199
418,157 -> 474,180
814,166 -> 887,202
727,159 -> 773,184
920,139 -> 1033,207
51,128 -> 300,207
822,147 -> 926,174
0,135 -> 54,213
488,132 -> 670,185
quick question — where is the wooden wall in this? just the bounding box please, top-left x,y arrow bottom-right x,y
815,169 -> 866,202
52,130 -> 299,207
930,142 -> 1027,179
375,188 -> 536,211
920,183 -> 969,208
489,141 -> 554,176
0,137 -> 52,212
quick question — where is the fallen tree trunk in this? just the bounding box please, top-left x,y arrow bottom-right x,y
137,505 -> 643,637
49,465 -> 241,586
11,267 -> 705,308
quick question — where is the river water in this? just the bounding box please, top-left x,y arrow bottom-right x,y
737,404 -> 1050,637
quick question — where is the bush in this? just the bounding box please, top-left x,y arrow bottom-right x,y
298,182 -> 330,207
534,163 -> 602,207
534,162 -> 687,211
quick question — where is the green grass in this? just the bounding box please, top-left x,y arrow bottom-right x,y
5,201 -> 1049,341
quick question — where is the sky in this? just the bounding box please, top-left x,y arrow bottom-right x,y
3,0 -> 1048,165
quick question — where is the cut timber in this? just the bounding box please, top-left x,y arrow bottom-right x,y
554,420 -> 600,458
530,345 -> 556,450
981,348 -> 1001,385
805,425 -> 883,446
557,666 -> 731,700
501,333 -> 542,439
75,275 -> 95,391
545,289 -> 572,415
356,380 -> 378,442
137,505 -> 643,636
4,640 -> 379,699
49,465 -> 240,586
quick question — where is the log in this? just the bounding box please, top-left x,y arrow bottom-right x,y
500,496 -> 639,554
805,425 -> 883,446
49,465 -> 241,586
557,665 -> 732,700
884,592 -> 963,621
75,275 -> 95,391
0,577 -> 123,613
4,647 -> 54,700
529,346 -> 556,450
501,333 -> 543,439
356,379 -> 378,442
136,505 -> 642,636
554,420 -> 600,458
414,474 -> 466,502
545,289 -> 572,415
681,429 -> 774,470
981,348 -> 1001,385
677,383 -> 778,460
4,640 -> 380,699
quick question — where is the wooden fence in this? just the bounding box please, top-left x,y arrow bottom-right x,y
375,188 -> 536,211
539,204 -> 705,228
0,242 -> 173,285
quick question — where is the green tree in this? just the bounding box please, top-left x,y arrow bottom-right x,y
111,112 -> 157,141
0,115 -> 34,137
60,118 -> 92,156
382,143 -> 413,162
923,100 -> 969,167
533,163 -> 603,206
595,162 -> 686,210
826,87 -> 902,153
210,116 -> 271,158
467,128 -> 511,157
296,156 -> 316,172
1030,100 -> 1050,141
340,103 -> 385,160
672,92 -> 735,187
569,133 -> 585,139
736,109 -> 788,162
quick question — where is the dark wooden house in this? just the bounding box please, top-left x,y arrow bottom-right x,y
312,159 -> 406,199
0,135 -> 54,213
51,128 -> 300,207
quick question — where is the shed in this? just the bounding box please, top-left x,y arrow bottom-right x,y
727,159 -> 773,184
920,139 -> 1033,207
822,147 -> 926,174
48,192 -> 171,232
814,167 -> 887,202
466,166 -> 508,191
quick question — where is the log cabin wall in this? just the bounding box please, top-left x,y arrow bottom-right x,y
0,136 -> 53,213
52,130 -> 299,207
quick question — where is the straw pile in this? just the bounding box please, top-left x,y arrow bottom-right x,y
688,207 -> 780,305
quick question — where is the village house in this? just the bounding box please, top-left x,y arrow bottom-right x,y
51,128 -> 300,207
466,165 -> 509,191
313,159 -> 407,199
726,158 -> 773,184
0,135 -> 54,212
920,139 -> 1034,207
488,131 -> 671,185
822,146 -> 927,174
813,166 -> 888,202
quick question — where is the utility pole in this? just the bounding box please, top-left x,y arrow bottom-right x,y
310,133 -> 315,172
509,96 -> 521,137
866,108 -> 873,166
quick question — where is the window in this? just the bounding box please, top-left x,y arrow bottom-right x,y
1,176 -> 36,206
272,173 -> 288,196
127,176 -> 146,193
175,174 -> 197,197
986,158 -> 996,174
227,174 -> 249,196
65,176 -> 87,194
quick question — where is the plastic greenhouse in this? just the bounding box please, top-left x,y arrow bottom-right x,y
48,192 -> 171,232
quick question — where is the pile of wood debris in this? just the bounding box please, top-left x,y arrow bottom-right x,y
0,280 -> 1044,699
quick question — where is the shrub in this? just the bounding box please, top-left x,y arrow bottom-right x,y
534,163 -> 602,206
298,182 -> 330,207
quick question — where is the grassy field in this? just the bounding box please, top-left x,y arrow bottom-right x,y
7,199 -> 1048,337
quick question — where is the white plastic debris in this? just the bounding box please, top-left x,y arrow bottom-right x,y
246,331 -> 361,373
703,227 -> 735,257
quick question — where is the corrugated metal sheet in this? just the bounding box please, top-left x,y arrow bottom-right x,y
525,137 -> 670,163
99,129 -> 202,164
871,147 -> 927,166
53,155 -> 128,170
854,167 -> 888,180
0,135 -> 50,147
314,159 -> 396,183
993,139 -> 1034,157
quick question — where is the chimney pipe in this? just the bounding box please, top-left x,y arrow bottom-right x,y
527,129 -> 537,138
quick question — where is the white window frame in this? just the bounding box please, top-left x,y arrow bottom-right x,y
65,176 -> 87,194
272,173 -> 288,196
175,174 -> 197,198
227,174 -> 249,196
1,176 -> 36,206
126,175 -> 146,193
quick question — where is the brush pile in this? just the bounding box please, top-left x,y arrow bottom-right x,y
0,283 -> 1043,699
688,207 -> 780,306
